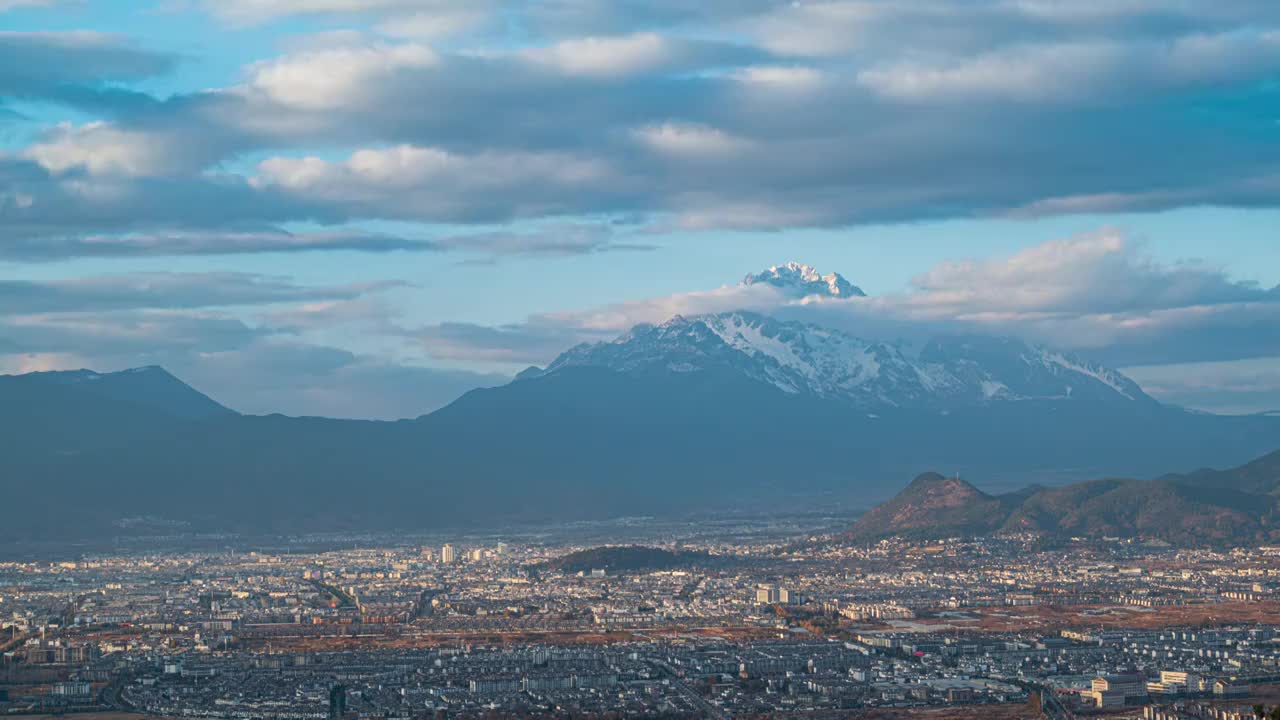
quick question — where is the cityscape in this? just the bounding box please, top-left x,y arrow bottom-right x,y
5,523 -> 1280,719
5,0 -> 1280,719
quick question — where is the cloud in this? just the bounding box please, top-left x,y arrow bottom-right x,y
408,231 -> 1280,373
376,9 -> 489,39
1123,357 -> 1280,415
731,65 -> 825,92
0,272 -> 393,314
245,43 -> 437,111
521,32 -> 671,77
633,123 -> 754,158
23,121 -> 198,177
416,320 -> 594,365
0,156 -> 338,237
0,31 -> 176,108
205,0 -> 428,23
0,333 -> 507,420
162,340 -> 507,419
0,229 -> 431,260
434,223 -> 656,260
253,145 -> 624,222
903,230 -> 1271,315
6,1 -> 1280,243
0,310 -> 265,357
0,268 -> 500,418
747,1 -> 1280,59
856,32 -> 1280,103
415,282 -> 814,365
3,0 -> 1280,424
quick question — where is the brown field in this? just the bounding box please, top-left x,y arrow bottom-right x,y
737,703 -> 1042,719
892,601 -> 1280,634
2,714 -> 176,720
211,601 -> 1280,652
857,705 -> 1041,719
237,625 -> 781,651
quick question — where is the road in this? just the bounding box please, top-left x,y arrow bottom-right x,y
645,658 -> 732,720
1016,680 -> 1074,720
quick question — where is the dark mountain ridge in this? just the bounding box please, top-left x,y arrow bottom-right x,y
2,306 -> 1278,542
849,450 -> 1280,546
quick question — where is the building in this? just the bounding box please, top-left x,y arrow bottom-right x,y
754,585 -> 803,605
328,684 -> 347,720
1089,674 -> 1148,708
1213,678 -> 1248,697
1148,670 -> 1202,695
441,545 -> 456,564
52,682 -> 91,699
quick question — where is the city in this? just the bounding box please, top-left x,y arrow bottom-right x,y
5,0 -> 1280,719
4,526 -> 1280,719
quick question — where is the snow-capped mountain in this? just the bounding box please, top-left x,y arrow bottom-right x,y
742,261 -> 865,298
535,311 -> 1154,411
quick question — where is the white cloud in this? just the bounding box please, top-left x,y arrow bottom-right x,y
23,122 -> 185,177
633,123 -> 753,157
521,32 -> 669,76
857,44 -> 1107,102
409,230 -> 1280,373
246,43 -> 437,110
259,145 -> 605,191
253,145 -> 617,221
857,31 -> 1280,103
376,9 -> 487,39
748,1 -> 888,57
903,230 -> 1269,315
434,223 -> 655,259
0,229 -> 429,260
732,65 -> 825,91
207,0 -> 423,23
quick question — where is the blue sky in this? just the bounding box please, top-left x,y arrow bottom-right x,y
2,0 -> 1279,418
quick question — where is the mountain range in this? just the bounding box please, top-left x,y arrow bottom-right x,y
2,262 -> 1278,543
848,448 -> 1280,546
528,311 -> 1151,411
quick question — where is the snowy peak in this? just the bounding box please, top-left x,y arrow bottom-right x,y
920,335 -> 1148,404
535,311 -> 1155,412
743,261 -> 865,298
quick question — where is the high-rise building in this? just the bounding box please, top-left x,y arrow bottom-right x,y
441,544 -> 456,564
328,684 -> 346,720
755,585 -> 780,605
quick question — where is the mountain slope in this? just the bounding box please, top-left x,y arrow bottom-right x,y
848,473 -> 1009,540
1159,449 -> 1280,496
850,453 -> 1280,546
0,366 -> 232,461
1,261 -> 1279,544
534,312 -> 1160,412
15,366 -> 234,419
3,350 -> 1279,543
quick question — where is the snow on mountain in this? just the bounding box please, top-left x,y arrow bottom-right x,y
536,311 -> 1155,411
742,261 -> 865,298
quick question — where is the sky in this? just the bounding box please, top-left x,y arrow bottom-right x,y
1,0 -> 1279,418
